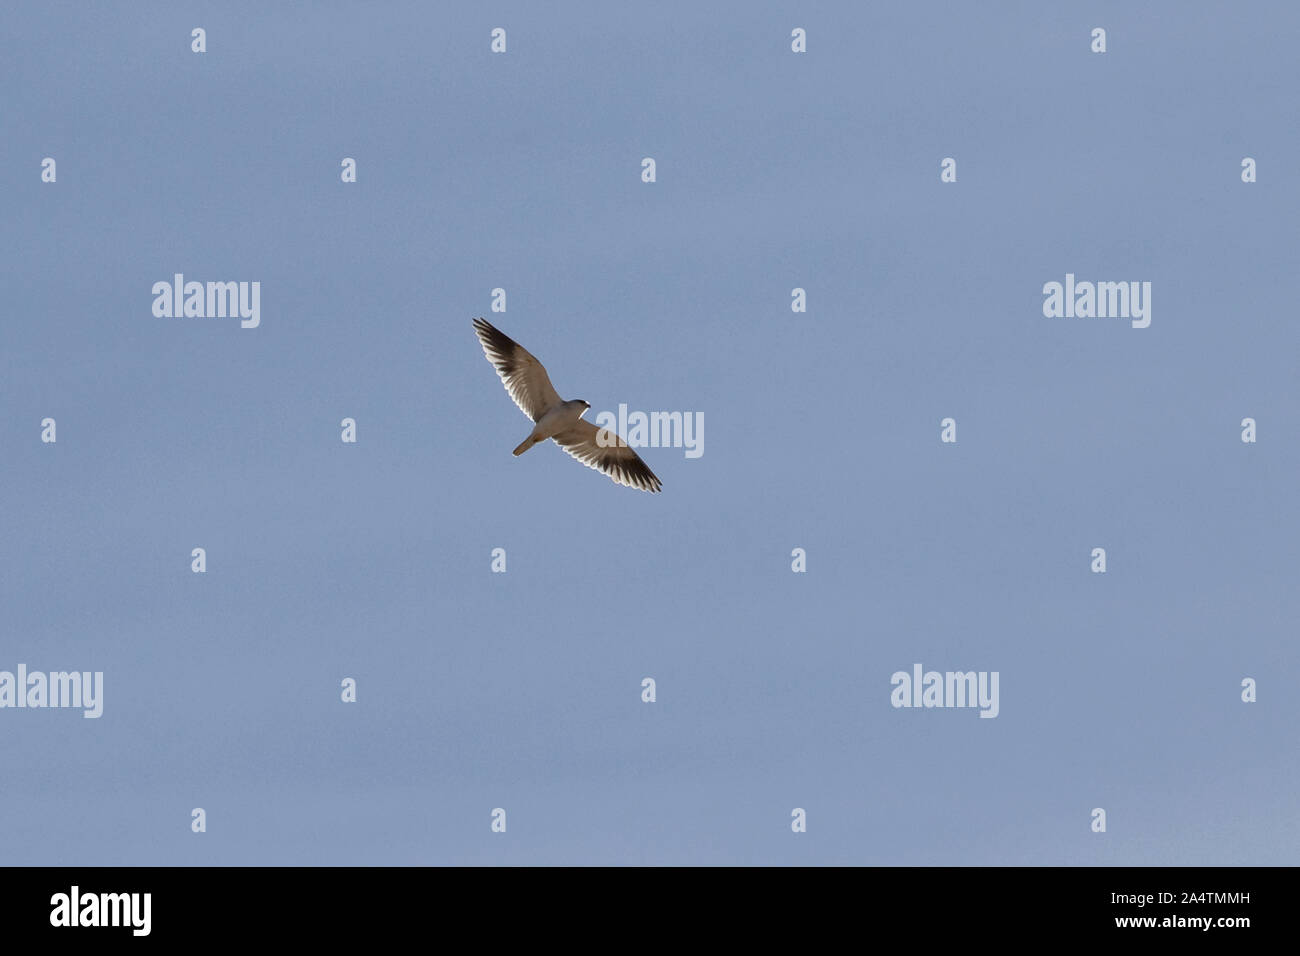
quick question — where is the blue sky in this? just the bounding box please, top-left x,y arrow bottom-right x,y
2,1 -> 1297,864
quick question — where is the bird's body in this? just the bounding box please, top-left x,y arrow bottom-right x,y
513,398 -> 589,456
472,317 -> 662,493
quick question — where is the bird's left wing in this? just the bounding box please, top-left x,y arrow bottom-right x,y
553,420 -> 662,493
473,317 -> 564,422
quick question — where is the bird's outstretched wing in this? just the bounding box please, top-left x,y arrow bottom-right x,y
553,420 -> 663,493
472,317 -> 563,422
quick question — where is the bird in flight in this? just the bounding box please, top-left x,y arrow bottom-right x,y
472,317 -> 663,493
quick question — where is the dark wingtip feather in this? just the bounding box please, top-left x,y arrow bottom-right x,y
472,317 -> 518,359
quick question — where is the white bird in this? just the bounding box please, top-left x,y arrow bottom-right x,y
472,317 -> 663,493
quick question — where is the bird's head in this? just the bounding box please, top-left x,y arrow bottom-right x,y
578,400 -> 591,410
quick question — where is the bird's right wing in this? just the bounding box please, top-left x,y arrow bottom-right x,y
472,317 -> 564,422
553,420 -> 663,493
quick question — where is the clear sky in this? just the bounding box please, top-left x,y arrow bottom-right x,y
2,1 -> 1297,865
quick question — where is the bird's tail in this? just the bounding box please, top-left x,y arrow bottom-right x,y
513,435 -> 539,456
